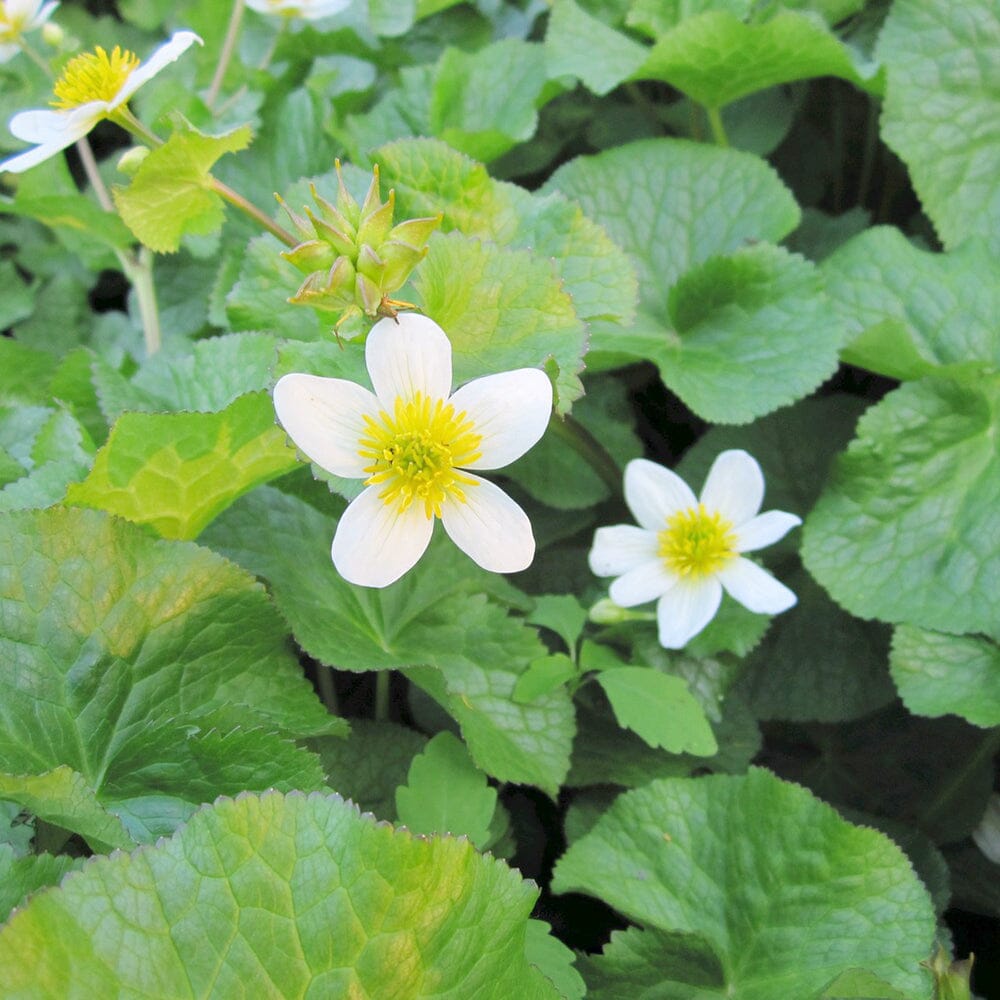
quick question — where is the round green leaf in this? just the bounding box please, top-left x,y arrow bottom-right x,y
890,625 -> 1000,729
878,0 -> 1000,253
803,376 -> 1000,634
0,792 -> 559,999
552,769 -> 936,1000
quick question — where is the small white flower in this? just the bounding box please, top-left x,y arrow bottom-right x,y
589,451 -> 800,649
0,29 -> 201,174
274,313 -> 553,588
0,0 -> 58,63
245,0 -> 351,19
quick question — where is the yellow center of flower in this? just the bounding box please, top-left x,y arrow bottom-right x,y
359,392 -> 483,519
50,46 -> 140,110
657,503 -> 737,578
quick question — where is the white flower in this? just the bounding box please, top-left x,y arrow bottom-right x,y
0,29 -> 201,174
273,313 -> 553,588
245,0 -> 351,19
0,0 -> 58,63
973,794 -> 1000,866
589,451 -> 800,649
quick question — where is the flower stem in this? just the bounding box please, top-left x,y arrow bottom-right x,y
547,414 -> 622,496
206,0 -> 246,110
209,177 -> 298,246
706,105 -> 729,147
17,38 -> 51,75
75,135 -> 163,355
112,106 -> 163,148
315,664 -> 340,715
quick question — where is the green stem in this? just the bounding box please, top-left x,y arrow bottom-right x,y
315,665 -> 340,715
111,106 -> 163,148
213,20 -> 285,119
17,37 -> 52,75
129,248 -> 162,356
547,414 -> 622,496
210,177 -> 297,245
705,105 -> 729,147
374,671 -> 391,722
75,135 -> 163,355
206,0 -> 246,110
856,95 -> 880,211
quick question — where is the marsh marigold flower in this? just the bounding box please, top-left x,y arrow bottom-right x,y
0,0 -> 58,63
589,451 -> 800,648
273,313 -> 553,588
0,29 -> 200,173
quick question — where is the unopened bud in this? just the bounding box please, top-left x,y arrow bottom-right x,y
116,146 -> 150,177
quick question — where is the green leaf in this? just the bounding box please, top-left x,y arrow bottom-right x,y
429,40 -> 548,161
414,231 -> 585,413
0,507 -> 341,834
546,0 -> 648,95
0,846 -> 82,925
637,10 -> 879,111
890,626 -> 1000,729
596,666 -> 718,756
0,260 -> 36,330
577,926 -> 727,998
553,769 -> 936,1000
0,769 -> 134,853
0,339 -> 57,406
627,0 -> 751,38
525,919 -> 587,1000
802,376 -> 1000,634
375,138 -> 639,326
204,488 -> 575,795
396,731 -> 498,849
662,243 -> 844,423
6,193 -> 133,253
0,792 -> 559,999
542,138 -> 801,390
65,391 -> 299,539
113,121 -> 253,253
878,0 -> 1000,253
226,233 -> 335,340
92,332 -> 279,419
527,594 -> 589,655
513,654 -> 578,704
820,968 -> 920,999
822,229 -> 1000,379
308,720 -> 427,822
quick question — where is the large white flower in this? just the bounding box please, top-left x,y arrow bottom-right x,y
589,450 -> 800,649
0,29 -> 201,174
274,313 -> 553,588
245,0 -> 351,19
0,0 -> 58,63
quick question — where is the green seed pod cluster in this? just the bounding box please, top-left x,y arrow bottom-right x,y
278,161 -> 441,328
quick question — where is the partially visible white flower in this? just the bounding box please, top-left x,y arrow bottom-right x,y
245,0 -> 351,19
973,794 -> 1000,865
0,0 -> 58,63
273,313 -> 553,588
0,29 -> 201,174
589,451 -> 800,649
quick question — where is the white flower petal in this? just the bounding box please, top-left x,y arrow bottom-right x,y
366,313 -> 452,406
11,102 -> 102,142
655,578 -> 722,649
717,557 -> 797,614
623,458 -> 697,532
113,30 -> 203,107
448,368 -> 552,470
734,510 -> 802,552
440,473 -> 535,573
588,524 -> 658,578
609,559 -> 677,608
0,44 -> 17,64
32,1 -> 59,28
332,485 -> 434,588
700,449 -> 764,526
273,372 -> 378,478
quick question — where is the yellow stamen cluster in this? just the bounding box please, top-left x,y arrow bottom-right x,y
51,46 -> 139,109
657,503 -> 737,578
0,11 -> 27,40
359,392 -> 482,519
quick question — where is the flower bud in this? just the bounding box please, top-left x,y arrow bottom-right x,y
116,146 -> 150,177
278,160 -> 441,329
